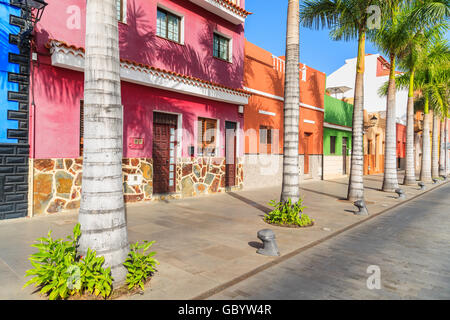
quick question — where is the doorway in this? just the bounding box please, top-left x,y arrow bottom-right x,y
342,137 -> 348,175
304,132 -> 312,176
152,112 -> 177,194
225,121 -> 237,188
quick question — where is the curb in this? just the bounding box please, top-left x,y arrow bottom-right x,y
192,180 -> 449,300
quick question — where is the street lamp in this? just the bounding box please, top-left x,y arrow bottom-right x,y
17,0 -> 48,51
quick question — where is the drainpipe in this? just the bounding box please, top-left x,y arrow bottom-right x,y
27,43 -> 37,218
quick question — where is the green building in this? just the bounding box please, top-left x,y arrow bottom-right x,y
323,95 -> 353,179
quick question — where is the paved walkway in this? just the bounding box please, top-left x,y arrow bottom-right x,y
210,183 -> 450,300
0,172 -> 447,299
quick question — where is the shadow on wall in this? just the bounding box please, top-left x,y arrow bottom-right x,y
303,71 -> 323,109
120,1 -> 244,89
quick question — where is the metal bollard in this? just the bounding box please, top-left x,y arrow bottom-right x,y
256,229 -> 280,257
395,188 -> 406,199
418,182 -> 426,190
354,200 -> 369,216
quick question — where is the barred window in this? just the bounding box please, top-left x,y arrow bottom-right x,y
197,118 -> 217,156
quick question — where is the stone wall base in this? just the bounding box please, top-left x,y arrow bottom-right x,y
32,157 -> 243,215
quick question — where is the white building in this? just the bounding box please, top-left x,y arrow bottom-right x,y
326,54 -> 408,124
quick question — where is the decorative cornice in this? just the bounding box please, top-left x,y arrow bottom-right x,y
46,40 -> 250,105
188,0 -> 251,25
214,0 -> 252,17
324,122 -> 353,132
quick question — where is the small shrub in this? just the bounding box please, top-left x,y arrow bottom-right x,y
24,223 -> 113,300
264,198 -> 314,227
124,241 -> 159,291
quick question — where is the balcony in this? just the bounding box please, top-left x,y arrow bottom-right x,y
188,0 -> 251,25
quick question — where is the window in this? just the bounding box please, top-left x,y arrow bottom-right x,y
80,100 -> 84,156
157,8 -> 181,43
197,118 -> 217,156
330,136 -> 336,154
213,33 -> 230,61
259,125 -> 272,154
116,0 -> 126,23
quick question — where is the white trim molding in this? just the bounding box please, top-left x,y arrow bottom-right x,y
48,40 -> 250,106
258,110 -> 276,116
324,122 -> 353,132
304,119 -> 315,124
243,86 -> 325,113
243,87 -> 284,102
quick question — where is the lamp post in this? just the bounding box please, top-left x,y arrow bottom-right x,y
17,0 -> 48,51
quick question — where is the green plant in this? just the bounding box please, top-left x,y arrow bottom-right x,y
24,223 -> 113,300
265,198 -> 313,227
123,241 -> 159,291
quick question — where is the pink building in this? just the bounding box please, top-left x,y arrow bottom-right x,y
31,0 -> 251,215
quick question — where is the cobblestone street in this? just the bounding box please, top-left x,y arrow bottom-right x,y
210,183 -> 450,300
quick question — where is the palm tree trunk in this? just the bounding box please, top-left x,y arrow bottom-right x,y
420,95 -> 432,182
403,69 -> 416,185
446,118 -> 449,176
347,31 -> 366,201
439,117 -> 446,176
79,0 -> 129,284
281,0 -> 300,203
431,111 -> 439,178
382,54 -> 399,192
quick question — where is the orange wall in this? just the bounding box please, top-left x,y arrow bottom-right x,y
243,40 -> 325,155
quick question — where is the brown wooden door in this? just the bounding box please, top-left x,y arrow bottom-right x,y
153,113 -> 177,194
304,133 -> 312,174
225,121 -> 237,187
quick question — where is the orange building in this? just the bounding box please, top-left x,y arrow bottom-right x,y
242,40 -> 326,188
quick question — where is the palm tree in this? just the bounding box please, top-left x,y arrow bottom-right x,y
280,0 -> 301,203
79,0 -> 129,284
433,69 -> 450,176
381,0 -> 449,185
300,0 -> 380,201
432,109 -> 440,178
421,42 -> 449,182
371,0 -> 412,192
380,39 -> 449,184
280,0 -> 301,204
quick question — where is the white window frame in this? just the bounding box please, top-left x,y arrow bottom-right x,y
213,31 -> 233,63
157,4 -> 185,45
117,0 -> 127,23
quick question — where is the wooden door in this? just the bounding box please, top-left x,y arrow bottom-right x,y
304,133 -> 312,175
153,113 -> 177,194
225,121 -> 237,187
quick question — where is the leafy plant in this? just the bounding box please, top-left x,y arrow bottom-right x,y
23,223 -> 113,300
123,241 -> 159,291
265,198 -> 313,227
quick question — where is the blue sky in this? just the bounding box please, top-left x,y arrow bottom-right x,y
244,0 -> 379,76
244,0 -> 448,76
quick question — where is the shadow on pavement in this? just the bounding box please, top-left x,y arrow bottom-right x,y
227,192 -> 272,214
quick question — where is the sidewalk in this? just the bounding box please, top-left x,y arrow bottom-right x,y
0,172 -> 447,299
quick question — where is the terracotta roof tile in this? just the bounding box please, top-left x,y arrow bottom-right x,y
46,39 -> 251,97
